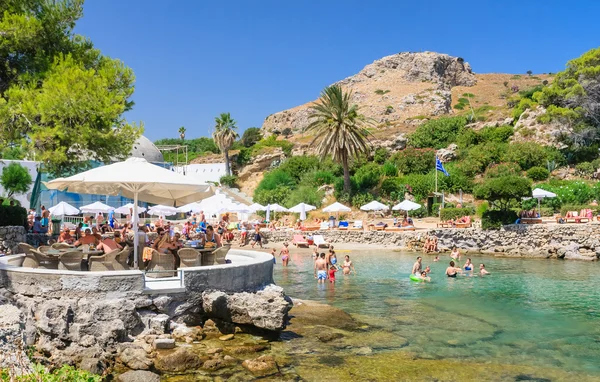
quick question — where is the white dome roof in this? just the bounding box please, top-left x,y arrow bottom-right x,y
130,136 -> 164,163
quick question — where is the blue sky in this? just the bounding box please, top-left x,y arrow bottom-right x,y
76,0 -> 600,141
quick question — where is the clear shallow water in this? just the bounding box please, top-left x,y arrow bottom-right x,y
274,251 -> 600,375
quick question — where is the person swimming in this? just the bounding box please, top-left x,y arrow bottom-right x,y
419,271 -> 431,282
463,258 -> 473,271
446,261 -> 460,278
479,263 -> 490,276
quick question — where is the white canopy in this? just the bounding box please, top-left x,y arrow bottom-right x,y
176,202 -> 204,214
532,188 -> 557,199
288,203 -> 317,213
360,201 -> 389,211
322,202 -> 351,213
48,201 -> 79,216
80,201 -> 114,214
392,200 -> 422,211
249,202 -> 266,212
267,203 -> 289,213
45,157 -> 214,268
147,205 -> 179,216
114,203 -> 147,215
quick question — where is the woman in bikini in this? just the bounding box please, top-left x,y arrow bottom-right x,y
280,242 -> 290,266
463,258 -> 474,272
450,246 -> 461,261
342,255 -> 356,275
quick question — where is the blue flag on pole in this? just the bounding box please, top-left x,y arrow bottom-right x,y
436,157 -> 449,176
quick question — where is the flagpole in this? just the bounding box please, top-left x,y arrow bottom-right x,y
435,156 -> 438,194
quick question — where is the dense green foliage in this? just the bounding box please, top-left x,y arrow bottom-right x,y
481,210 -> 519,230
0,1 -> 141,175
219,175 -> 238,187
1,163 -> 32,198
1,363 -> 101,382
409,116 -> 467,149
213,113 -> 239,176
391,148 -> 435,175
0,205 -> 27,227
440,207 -> 475,221
526,166 -> 550,181
473,176 -> 532,210
154,137 -> 219,162
240,127 -> 262,147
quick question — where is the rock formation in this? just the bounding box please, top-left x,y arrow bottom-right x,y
261,51 -> 477,135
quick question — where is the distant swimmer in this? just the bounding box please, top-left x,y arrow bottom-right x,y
445,261 -> 461,278
411,256 -> 423,276
479,263 -> 490,276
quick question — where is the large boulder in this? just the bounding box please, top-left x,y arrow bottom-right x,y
117,370 -> 160,382
202,284 -> 292,331
0,303 -> 32,375
241,355 -> 278,376
154,347 -> 203,372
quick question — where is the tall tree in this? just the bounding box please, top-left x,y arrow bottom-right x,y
0,0 -> 142,176
213,113 -> 238,176
178,126 -> 186,140
1,162 -> 32,198
306,85 -> 372,193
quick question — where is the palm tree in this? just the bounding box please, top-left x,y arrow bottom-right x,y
306,85 -> 372,193
212,112 -> 238,176
178,126 -> 186,140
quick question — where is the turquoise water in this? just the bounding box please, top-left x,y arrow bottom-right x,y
274,251 -> 600,375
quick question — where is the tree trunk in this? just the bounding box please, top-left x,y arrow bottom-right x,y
224,150 -> 231,176
342,153 -> 351,194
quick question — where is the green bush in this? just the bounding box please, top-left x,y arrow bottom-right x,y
352,163 -> 381,191
435,163 -> 475,193
351,193 -> 373,208
254,185 -> 291,205
252,135 -> 294,156
479,125 -> 514,143
458,142 -> 508,177
481,210 -> 518,230
0,205 -> 27,228
473,176 -> 532,210
392,148 -> 435,175
484,162 -> 521,178
440,207 -> 475,221
382,161 -> 398,177
240,127 -> 262,147
380,177 -> 406,198
399,173 -> 435,200
373,148 -> 390,164
476,201 -> 489,217
312,170 -> 336,185
526,166 -> 550,181
576,162 -> 596,176
535,180 -> 595,206
236,147 -> 252,166
286,185 -> 324,208
278,156 -> 321,181
1,363 -> 101,382
219,175 -> 238,187
505,142 -> 548,170
255,169 -> 296,192
409,116 -> 467,149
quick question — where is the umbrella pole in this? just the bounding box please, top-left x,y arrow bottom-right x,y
133,192 -> 139,270
538,198 -> 541,218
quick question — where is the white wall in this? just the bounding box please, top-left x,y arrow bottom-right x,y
174,163 -> 226,184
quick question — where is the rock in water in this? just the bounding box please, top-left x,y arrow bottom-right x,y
118,347 -> 153,370
202,284 -> 293,331
154,348 -> 203,372
242,355 -> 278,376
117,370 -> 160,382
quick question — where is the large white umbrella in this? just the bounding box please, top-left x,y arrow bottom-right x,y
176,202 -> 204,214
48,201 -> 79,216
148,205 -> 179,216
531,188 -> 557,217
360,201 -> 389,211
267,203 -> 288,212
322,202 -> 351,213
45,157 -> 213,268
289,203 -> 316,221
392,200 -> 422,219
249,203 -> 266,212
114,203 -> 147,215
80,201 -> 114,214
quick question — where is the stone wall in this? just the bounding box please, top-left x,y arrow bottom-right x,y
0,226 -> 26,255
253,224 -> 600,261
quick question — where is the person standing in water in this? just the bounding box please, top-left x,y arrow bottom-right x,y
411,256 -> 423,276
314,253 -> 328,284
328,265 -> 337,283
463,258 -> 474,272
280,242 -> 290,266
270,248 -> 277,264
479,263 -> 490,276
445,261 -> 461,277
450,246 -> 461,261
342,255 -> 356,275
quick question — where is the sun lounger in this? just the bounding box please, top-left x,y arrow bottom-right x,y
301,225 -> 320,231
349,221 -> 363,231
313,235 -> 330,248
369,224 -> 385,231
385,226 -> 416,232
337,221 -> 349,230
520,218 -> 542,224
436,222 -> 452,228
319,222 -> 330,230
292,234 -> 309,247
455,222 -> 472,228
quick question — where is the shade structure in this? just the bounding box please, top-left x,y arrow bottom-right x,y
288,203 -> 317,213
267,203 -> 289,213
248,203 -> 266,212
228,202 -> 253,214
176,202 -> 204,214
198,192 -> 240,216
392,200 -> 421,211
45,157 -> 214,268
148,205 -> 179,216
322,202 -> 351,213
532,188 -> 557,199
48,201 -> 79,216
114,203 -> 147,215
80,201 -> 114,214
360,201 -> 389,211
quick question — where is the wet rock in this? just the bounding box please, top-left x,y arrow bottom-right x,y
353,346 -> 373,355
219,334 -> 235,341
289,299 -> 360,331
79,357 -> 104,375
202,357 -> 224,371
118,347 -> 153,370
242,355 -> 278,376
153,338 -> 175,349
117,370 -> 160,382
154,348 -> 202,372
206,347 -> 223,355
317,331 -> 344,343
227,344 -> 270,355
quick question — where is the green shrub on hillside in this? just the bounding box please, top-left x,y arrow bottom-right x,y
312,170 -> 336,185
526,166 -> 550,181
286,185 -> 324,207
380,177 -> 406,198
382,161 -> 398,177
505,142 -> 549,170
575,162 -> 596,176
458,142 -> 508,177
440,207 -> 475,221
352,163 -> 381,191
278,156 -> 321,181
219,175 -> 238,187
398,173 -> 434,200
373,148 -> 390,164
252,135 -> 294,156
351,193 -> 374,208
254,185 -> 291,205
484,162 -> 521,178
255,169 -> 295,192
409,116 -> 467,149
392,147 -> 435,175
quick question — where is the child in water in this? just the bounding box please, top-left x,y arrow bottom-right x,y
330,251 -> 339,270
270,248 -> 276,264
328,265 -> 337,283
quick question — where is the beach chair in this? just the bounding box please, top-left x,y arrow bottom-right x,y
292,235 -> 309,247
349,221 -> 363,231
178,248 -> 201,268
520,218 -> 542,224
114,246 -> 132,270
89,249 -> 120,272
385,226 -> 416,232
58,251 -> 83,271
145,250 -> 175,278
319,221 -> 330,230
202,250 -> 216,266
313,235 -> 330,248
338,221 -> 349,230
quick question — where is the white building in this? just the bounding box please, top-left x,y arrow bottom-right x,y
176,163 -> 227,184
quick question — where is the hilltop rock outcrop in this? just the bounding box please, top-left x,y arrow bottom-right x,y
261,51 -> 476,135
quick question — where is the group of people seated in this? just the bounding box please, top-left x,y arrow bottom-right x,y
393,215 -> 414,228
519,209 -> 540,219
423,236 -> 438,253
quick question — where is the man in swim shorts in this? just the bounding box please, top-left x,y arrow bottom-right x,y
314,253 -> 328,284
411,256 -> 423,276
